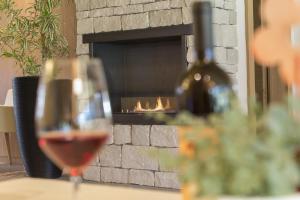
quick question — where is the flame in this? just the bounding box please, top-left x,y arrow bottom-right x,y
134,97 -> 171,112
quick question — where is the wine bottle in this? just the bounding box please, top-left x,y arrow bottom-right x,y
176,1 -> 233,116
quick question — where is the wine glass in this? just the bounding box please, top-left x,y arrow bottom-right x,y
35,58 -> 112,199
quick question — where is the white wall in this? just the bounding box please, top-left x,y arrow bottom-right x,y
236,0 -> 248,111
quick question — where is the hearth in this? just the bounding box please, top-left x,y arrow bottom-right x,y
83,25 -> 192,124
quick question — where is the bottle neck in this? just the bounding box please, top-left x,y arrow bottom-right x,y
195,47 -> 214,63
193,2 -> 214,63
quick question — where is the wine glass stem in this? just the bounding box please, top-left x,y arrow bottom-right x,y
70,175 -> 81,200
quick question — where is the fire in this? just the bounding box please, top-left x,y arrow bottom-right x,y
134,97 -> 171,112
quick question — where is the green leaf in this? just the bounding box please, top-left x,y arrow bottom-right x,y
154,96 -> 300,197
0,0 -> 69,76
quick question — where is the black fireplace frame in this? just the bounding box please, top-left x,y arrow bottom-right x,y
83,24 -> 193,125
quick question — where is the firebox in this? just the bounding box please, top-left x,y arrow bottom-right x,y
83,25 -> 192,124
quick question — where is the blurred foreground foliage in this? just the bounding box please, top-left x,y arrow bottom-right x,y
153,97 -> 300,197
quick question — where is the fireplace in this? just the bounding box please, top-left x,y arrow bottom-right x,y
83,25 -> 192,124
75,0 -> 240,188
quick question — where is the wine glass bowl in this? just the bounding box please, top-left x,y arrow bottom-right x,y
35,58 -> 112,198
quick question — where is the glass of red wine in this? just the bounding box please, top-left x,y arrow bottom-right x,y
35,58 -> 112,199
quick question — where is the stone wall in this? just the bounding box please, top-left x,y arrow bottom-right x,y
83,125 -> 180,189
75,0 -> 238,189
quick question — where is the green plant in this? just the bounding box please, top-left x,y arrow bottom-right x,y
154,97 -> 300,198
0,0 -> 69,76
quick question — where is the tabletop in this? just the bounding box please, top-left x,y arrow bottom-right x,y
0,178 -> 181,200
1,178 -> 300,200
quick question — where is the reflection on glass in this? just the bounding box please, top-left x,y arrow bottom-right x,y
35,58 -> 112,199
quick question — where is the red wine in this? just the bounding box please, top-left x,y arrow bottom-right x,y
176,2 -> 233,116
39,131 -> 108,176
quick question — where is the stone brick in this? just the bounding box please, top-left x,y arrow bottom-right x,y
78,54 -> 90,62
91,8 -> 114,17
182,7 -> 192,24
219,64 -> 238,74
89,153 -> 99,166
170,0 -> 185,8
214,47 -> 227,64
122,145 -> 159,170
226,48 -> 238,65
114,125 -> 131,144
184,0 -> 195,7
186,35 -> 194,47
76,0 -> 90,11
114,5 -> 143,15
83,166 -> 100,182
76,35 -> 89,55
99,145 -> 121,167
106,125 -> 114,144
155,172 -> 180,189
150,9 -> 182,27
158,148 -> 179,172
122,13 -> 149,30
215,0 -> 224,8
187,47 -> 196,63
77,18 -> 93,34
132,125 -> 150,146
94,16 -> 121,32
129,169 -> 154,186
108,0 -> 130,7
101,167 -> 128,184
150,125 -> 179,147
224,0 -> 235,10
144,1 -> 170,12
213,8 -> 229,24
222,25 -> 237,47
76,11 -> 90,19
213,24 -> 223,47
228,73 -> 237,84
90,0 -> 107,9
232,84 -> 238,94
131,0 -> 155,4
229,10 -> 237,25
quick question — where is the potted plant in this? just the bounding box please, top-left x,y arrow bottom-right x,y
0,0 -> 69,178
